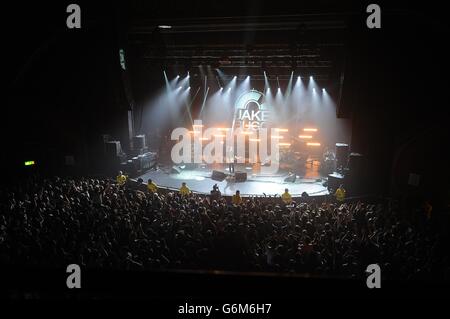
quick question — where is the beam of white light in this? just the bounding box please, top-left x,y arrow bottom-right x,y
182,86 -> 200,127
224,75 -> 237,92
285,71 -> 294,98
308,75 -> 317,91
163,71 -> 171,92
199,87 -> 210,116
275,87 -> 283,107
169,75 -> 180,88
235,74 -> 251,99
264,71 -> 270,92
178,75 -> 190,89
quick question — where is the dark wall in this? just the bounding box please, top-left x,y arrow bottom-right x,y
4,2 -> 131,178
342,10 -> 450,205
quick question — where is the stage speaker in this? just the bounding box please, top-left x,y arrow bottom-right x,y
328,172 -> 344,191
171,166 -> 182,175
212,170 -> 227,182
105,141 -> 121,157
126,160 -> 135,176
347,152 -> 364,172
132,156 -> 141,172
284,174 -> 297,183
335,143 -> 349,169
140,152 -> 157,171
133,135 -> 146,150
235,171 -> 247,182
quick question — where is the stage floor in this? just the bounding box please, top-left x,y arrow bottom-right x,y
137,164 -> 329,197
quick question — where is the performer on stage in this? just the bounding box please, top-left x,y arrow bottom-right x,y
229,161 -> 235,173
227,146 -> 236,173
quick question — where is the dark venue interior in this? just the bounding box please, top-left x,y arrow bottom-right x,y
2,0 -> 450,303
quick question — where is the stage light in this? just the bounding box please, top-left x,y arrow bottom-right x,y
303,128 -> 318,132
241,131 -> 253,135
188,86 -> 191,90
322,88 -> 326,93
279,143 -> 291,147
275,128 -> 288,132
249,138 -> 261,142
310,76 -> 313,80
299,135 -> 313,139
307,142 -> 321,146
271,135 -> 284,139
158,25 -> 172,29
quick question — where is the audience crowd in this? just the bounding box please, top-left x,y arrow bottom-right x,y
0,176 -> 449,281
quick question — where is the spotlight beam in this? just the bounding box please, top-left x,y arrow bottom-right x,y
216,76 -> 222,89
163,71 -> 171,92
264,71 -> 270,91
199,87 -> 210,116
183,86 -> 200,127
285,71 -> 294,99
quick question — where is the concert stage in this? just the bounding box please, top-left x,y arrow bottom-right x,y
137,164 -> 329,197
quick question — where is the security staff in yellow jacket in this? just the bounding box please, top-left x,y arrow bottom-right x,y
116,171 -> 127,186
281,188 -> 292,204
232,190 -> 242,205
179,182 -> 191,196
147,179 -> 158,193
334,184 -> 346,202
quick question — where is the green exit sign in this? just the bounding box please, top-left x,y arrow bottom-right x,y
24,160 -> 36,166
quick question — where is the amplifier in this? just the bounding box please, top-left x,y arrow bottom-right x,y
235,171 -> 247,182
212,170 -> 227,181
